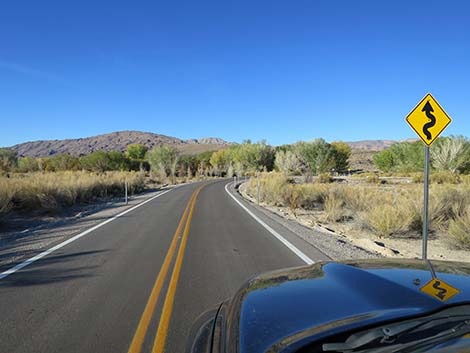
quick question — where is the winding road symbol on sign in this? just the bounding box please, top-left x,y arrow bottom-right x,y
432,280 -> 447,300
420,278 -> 460,302
405,93 -> 452,147
422,101 -> 436,141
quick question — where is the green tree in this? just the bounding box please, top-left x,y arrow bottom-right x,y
373,141 -> 424,173
79,151 -> 113,172
18,157 -> 39,172
178,155 -> 197,177
294,139 -> 335,176
196,151 -> 215,176
47,154 -> 80,171
147,146 -> 179,181
331,141 -> 351,172
275,150 -> 302,175
126,144 -> 148,171
232,142 -> 275,174
210,149 -> 232,176
0,148 -> 18,172
275,144 -> 295,154
373,149 -> 395,172
107,151 -> 131,171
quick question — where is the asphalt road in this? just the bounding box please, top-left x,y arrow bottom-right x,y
0,179 -> 328,353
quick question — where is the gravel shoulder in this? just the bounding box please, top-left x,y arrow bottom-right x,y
238,181 -> 470,262
234,182 -> 380,261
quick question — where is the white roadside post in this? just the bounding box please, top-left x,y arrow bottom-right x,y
405,93 -> 452,260
125,180 -> 128,205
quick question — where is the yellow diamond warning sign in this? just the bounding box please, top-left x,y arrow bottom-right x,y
420,278 -> 460,302
405,93 -> 452,146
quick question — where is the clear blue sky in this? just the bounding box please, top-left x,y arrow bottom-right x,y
1,0 -> 469,147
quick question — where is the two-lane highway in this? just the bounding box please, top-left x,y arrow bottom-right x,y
0,179 -> 327,353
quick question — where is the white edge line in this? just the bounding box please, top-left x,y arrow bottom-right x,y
0,186 -> 178,280
225,182 -> 314,265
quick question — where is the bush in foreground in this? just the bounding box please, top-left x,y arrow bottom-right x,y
360,202 -> 412,238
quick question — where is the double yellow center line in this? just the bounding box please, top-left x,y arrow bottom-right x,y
128,185 -> 204,353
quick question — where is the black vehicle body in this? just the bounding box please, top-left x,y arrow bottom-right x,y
186,259 -> 470,353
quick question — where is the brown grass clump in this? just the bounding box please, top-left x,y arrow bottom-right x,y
245,172 -> 330,210
447,207 -> 470,250
324,193 -> 347,222
365,174 -> 381,184
317,173 -> 333,183
246,172 -> 289,206
407,185 -> 470,232
0,179 -> 15,220
463,175 -> 470,185
360,198 -> 413,238
413,171 -> 461,184
408,195 -> 445,232
283,184 -> 302,216
296,184 -> 328,209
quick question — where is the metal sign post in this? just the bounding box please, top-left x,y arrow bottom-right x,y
405,93 -> 452,260
422,146 -> 430,259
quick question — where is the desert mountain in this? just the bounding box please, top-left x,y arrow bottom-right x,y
7,130 -> 416,158
346,138 -> 418,151
8,131 -> 231,158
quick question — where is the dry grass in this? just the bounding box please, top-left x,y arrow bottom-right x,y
244,172 -> 470,245
296,184 -> 328,209
447,207 -> 470,250
0,179 -> 15,219
324,187 -> 350,222
360,200 -> 413,238
0,171 -> 146,215
246,172 -> 289,206
283,184 -> 302,216
413,171 -> 461,184
318,173 -> 333,183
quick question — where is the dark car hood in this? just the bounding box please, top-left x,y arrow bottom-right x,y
222,259 -> 470,353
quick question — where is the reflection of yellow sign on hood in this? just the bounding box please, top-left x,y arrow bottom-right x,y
405,93 -> 452,147
420,278 -> 460,302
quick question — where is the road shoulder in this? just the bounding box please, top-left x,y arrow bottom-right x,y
227,180 -> 379,261
0,186 -> 178,272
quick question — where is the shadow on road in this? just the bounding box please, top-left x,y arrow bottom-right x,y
0,250 -> 108,288
0,212 -> 134,269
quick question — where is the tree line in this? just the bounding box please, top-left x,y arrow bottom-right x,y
373,136 -> 470,174
0,139 -> 352,179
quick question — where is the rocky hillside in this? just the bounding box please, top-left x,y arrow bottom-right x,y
9,131 -> 231,157
346,138 -> 417,151
346,139 -> 418,171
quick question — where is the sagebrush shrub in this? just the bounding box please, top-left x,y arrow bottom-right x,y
360,201 -> 412,238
